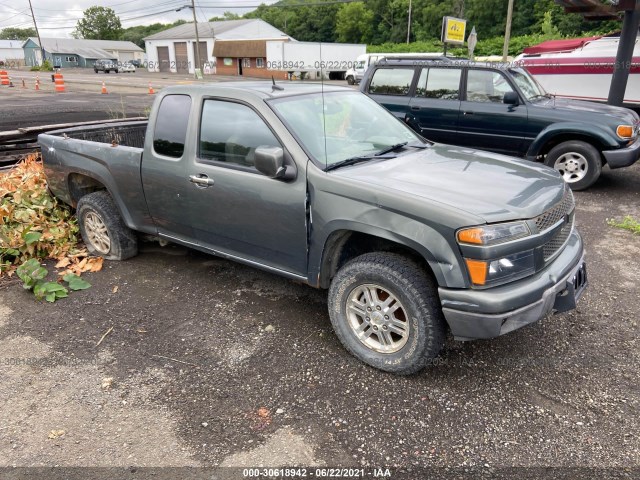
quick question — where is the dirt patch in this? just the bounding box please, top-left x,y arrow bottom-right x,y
0,335 -> 198,467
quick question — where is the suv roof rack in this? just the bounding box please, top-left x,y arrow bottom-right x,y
378,56 -> 454,63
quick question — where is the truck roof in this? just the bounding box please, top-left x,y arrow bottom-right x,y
160,81 -> 353,99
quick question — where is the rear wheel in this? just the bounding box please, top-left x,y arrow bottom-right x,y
328,252 -> 446,374
544,140 -> 602,191
77,191 -> 138,260
346,75 -> 355,85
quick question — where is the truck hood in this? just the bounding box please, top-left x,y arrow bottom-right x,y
530,97 -> 639,125
333,144 -> 565,224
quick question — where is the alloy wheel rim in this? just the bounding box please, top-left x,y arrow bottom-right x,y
84,212 -> 110,255
554,152 -> 588,183
346,283 -> 409,354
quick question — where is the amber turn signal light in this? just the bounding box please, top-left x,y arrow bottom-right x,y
457,228 -> 484,245
465,259 -> 487,286
617,125 -> 634,139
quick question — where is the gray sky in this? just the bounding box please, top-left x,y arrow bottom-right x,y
0,0 -> 279,38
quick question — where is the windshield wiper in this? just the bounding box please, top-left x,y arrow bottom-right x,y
325,141 -> 429,172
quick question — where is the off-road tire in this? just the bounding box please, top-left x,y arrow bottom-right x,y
328,252 -> 446,375
77,191 -> 138,260
544,140 -> 602,191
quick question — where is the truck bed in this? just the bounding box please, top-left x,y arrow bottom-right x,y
38,120 -> 153,233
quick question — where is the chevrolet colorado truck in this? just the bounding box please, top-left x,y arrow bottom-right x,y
38,82 -> 588,374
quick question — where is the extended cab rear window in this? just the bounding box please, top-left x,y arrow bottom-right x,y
153,94 -> 192,158
368,68 -> 414,96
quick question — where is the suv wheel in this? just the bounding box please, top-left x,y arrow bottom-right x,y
77,191 -> 138,260
346,75 -> 355,85
328,252 -> 446,374
94,69 -> 98,73
545,140 -> 602,190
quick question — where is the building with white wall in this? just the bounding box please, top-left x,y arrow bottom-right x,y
143,19 -> 292,75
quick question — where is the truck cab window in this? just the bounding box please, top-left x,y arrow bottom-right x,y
199,100 -> 281,169
153,94 -> 192,158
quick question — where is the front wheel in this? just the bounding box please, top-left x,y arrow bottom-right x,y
328,252 -> 446,374
346,75 -> 355,85
77,191 -> 138,260
544,140 -> 602,191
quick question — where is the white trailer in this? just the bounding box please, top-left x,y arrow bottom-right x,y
266,41 -> 366,80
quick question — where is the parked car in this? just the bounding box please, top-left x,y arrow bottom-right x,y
119,62 -> 135,73
38,83 -> 587,374
360,57 -> 640,190
129,59 -> 142,68
94,59 -> 118,74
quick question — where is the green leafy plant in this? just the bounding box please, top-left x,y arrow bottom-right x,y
608,216 -> 640,235
16,258 -> 91,303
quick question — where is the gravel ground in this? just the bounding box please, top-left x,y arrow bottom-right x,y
0,110 -> 638,478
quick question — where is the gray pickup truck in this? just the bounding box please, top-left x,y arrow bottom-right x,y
38,82 -> 588,374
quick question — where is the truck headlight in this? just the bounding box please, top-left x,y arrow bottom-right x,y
465,250 -> 535,286
457,221 -> 530,245
616,124 -> 635,140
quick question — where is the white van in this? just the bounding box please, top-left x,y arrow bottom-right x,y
345,52 -> 446,85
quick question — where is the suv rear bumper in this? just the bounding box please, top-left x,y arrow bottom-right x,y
438,230 -> 586,341
602,136 -> 640,169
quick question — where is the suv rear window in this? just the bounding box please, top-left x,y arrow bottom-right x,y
368,68 -> 414,96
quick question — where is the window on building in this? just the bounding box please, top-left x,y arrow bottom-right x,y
199,99 -> 281,170
415,68 -> 462,99
242,58 -> 251,68
368,68 -> 414,96
153,95 -> 192,158
65,56 -> 77,63
256,58 -> 264,68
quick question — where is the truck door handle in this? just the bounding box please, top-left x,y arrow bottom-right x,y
463,111 -> 474,115
189,174 -> 214,187
410,106 -> 421,111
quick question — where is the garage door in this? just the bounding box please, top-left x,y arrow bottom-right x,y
157,46 -> 170,72
119,52 -> 134,62
174,42 -> 188,73
193,41 -> 208,70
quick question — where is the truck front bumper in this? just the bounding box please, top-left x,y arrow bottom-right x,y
439,230 -> 587,341
602,136 -> 640,169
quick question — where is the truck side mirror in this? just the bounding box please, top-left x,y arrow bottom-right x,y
254,146 -> 296,180
503,91 -> 520,105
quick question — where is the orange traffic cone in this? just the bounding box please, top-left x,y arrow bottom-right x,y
101,81 -> 108,94
21,78 -> 27,89
148,82 -> 154,95
35,75 -> 40,91
8,77 -> 14,87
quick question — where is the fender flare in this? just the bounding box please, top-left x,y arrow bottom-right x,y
526,122 -> 619,160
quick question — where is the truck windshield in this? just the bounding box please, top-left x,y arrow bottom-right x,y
509,68 -> 547,100
270,91 -> 422,169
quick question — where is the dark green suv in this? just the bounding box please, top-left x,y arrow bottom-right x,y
360,58 -> 640,190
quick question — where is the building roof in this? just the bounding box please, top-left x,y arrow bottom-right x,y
25,37 -> 143,54
0,40 -> 24,49
143,19 -> 291,41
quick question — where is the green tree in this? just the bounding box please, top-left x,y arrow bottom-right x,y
0,27 -> 36,40
120,20 -> 187,49
74,6 -> 122,40
336,3 -> 374,43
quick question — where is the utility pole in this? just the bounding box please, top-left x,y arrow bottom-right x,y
406,0 -> 412,44
190,0 -> 202,78
28,0 -> 45,66
502,0 -> 514,61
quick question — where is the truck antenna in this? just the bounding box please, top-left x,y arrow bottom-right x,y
271,76 -> 284,91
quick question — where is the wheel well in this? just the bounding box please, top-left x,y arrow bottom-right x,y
68,173 -> 107,207
318,230 -> 436,288
538,134 -> 606,162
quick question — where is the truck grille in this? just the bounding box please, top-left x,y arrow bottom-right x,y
534,186 -> 575,233
543,213 -> 574,261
